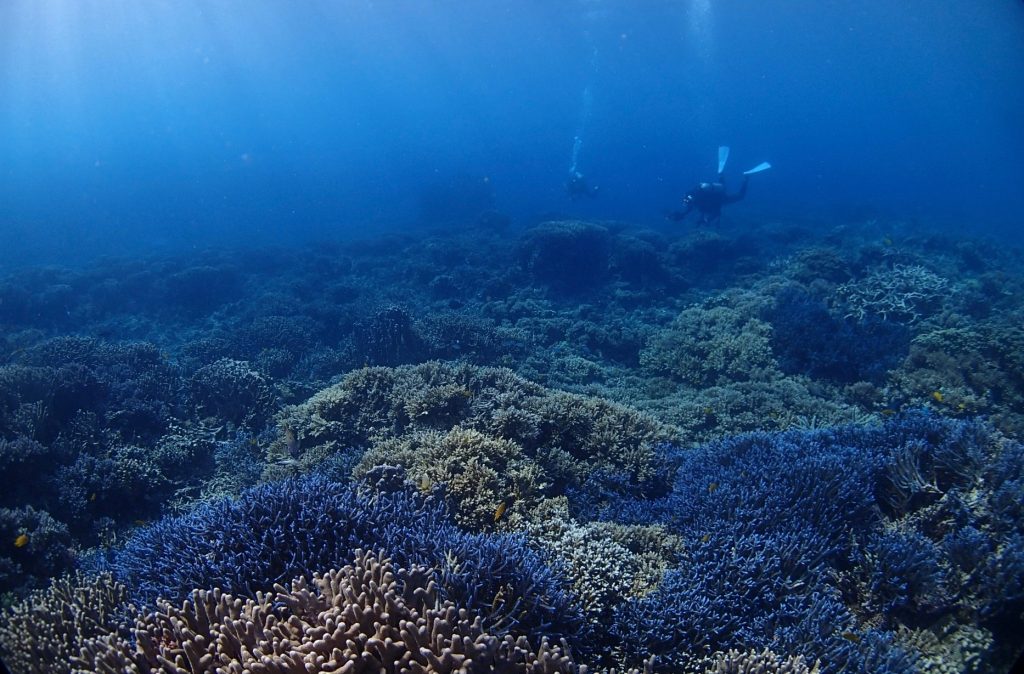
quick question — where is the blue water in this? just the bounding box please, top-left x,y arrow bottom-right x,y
1,1 -> 1022,266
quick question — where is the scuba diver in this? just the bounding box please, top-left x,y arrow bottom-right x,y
567,169 -> 599,200
566,133 -> 599,200
668,146 -> 771,225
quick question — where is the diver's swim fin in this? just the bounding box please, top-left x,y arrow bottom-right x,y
718,146 -> 730,174
743,161 -> 772,175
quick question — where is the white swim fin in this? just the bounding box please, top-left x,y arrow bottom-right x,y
743,161 -> 772,175
718,146 -> 730,174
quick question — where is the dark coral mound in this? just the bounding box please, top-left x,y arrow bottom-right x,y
517,221 -> 611,292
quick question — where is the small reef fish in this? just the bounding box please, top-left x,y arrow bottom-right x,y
707,482 -> 719,494
494,499 -> 511,523
284,427 -> 300,457
418,474 -> 433,493
931,391 -> 944,403
700,533 -> 711,544
840,631 -> 862,644
14,534 -> 29,548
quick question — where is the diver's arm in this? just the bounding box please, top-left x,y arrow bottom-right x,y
666,203 -> 693,221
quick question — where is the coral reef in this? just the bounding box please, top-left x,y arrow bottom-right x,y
0,507 -> 75,595
641,302 -> 779,387
766,286 -> 909,384
596,412 -> 1023,674
888,320 -> 1024,434
836,264 -> 950,323
97,475 -> 583,642
1,216 -> 1023,670
517,221 -> 611,291
352,305 -> 426,366
0,573 -> 131,674
189,358 -> 278,427
701,649 -> 820,674
275,361 -> 679,527
77,550 -> 580,674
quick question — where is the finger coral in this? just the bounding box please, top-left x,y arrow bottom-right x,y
76,549 -> 581,674
0,572 -> 132,674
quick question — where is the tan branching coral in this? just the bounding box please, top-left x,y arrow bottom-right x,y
0,573 -> 132,674
74,550 -> 579,674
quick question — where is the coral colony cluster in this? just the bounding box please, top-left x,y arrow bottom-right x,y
1,217 -> 1023,673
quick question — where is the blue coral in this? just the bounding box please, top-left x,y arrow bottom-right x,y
866,531 -> 949,617
599,411 -> 1021,674
766,286 -> 909,383
94,475 -> 583,642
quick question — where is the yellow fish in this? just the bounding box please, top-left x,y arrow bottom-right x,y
14,534 -> 29,548
707,482 -> 719,494
89,493 -> 97,502
494,499 -> 510,523
840,631 -> 862,644
701,533 -> 711,544
931,391 -> 944,403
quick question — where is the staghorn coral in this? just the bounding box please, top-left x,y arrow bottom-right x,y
77,550 -> 580,674
0,572 -> 132,674
836,264 -> 949,323
599,411 -> 1023,674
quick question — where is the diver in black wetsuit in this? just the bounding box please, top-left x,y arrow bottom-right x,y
667,175 -> 748,226
566,170 -> 599,200
668,147 -> 770,226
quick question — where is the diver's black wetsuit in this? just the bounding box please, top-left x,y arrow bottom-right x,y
567,171 -> 598,200
668,176 -> 748,225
